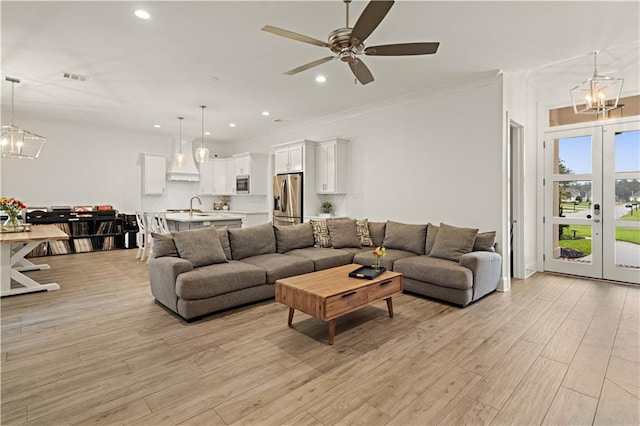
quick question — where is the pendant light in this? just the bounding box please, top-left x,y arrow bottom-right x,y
570,51 -> 624,115
173,116 -> 185,167
195,105 -> 210,163
1,77 -> 47,159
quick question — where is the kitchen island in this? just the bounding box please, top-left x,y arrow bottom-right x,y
165,212 -> 244,231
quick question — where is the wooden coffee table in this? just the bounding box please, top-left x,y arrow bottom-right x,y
275,264 -> 403,345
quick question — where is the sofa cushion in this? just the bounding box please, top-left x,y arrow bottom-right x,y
368,221 -> 386,247
286,247 -> 354,271
240,253 -> 314,284
425,223 -> 439,255
151,232 -> 178,258
355,219 -> 374,247
175,260 -> 266,300
353,248 -> 417,271
327,218 -> 361,249
383,221 -> 427,255
394,256 -> 473,290
229,223 -> 276,260
274,223 -> 315,253
172,227 -> 228,267
310,220 -> 332,248
217,227 -> 233,260
473,231 -> 496,252
429,223 -> 478,262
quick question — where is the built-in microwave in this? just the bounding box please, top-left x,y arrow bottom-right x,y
236,175 -> 250,194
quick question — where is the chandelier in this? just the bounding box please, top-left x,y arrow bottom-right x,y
1,77 -> 47,159
570,51 -> 624,115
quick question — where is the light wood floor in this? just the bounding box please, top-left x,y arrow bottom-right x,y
1,250 -> 639,425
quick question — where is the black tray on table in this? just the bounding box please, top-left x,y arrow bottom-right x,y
349,265 -> 387,280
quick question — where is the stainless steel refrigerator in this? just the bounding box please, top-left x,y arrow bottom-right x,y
273,173 -> 303,226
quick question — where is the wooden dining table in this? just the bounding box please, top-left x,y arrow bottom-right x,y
0,224 -> 69,297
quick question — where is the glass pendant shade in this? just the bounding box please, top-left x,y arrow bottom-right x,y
173,116 -> 185,167
1,77 -> 46,159
196,105 -> 209,163
570,51 -> 624,115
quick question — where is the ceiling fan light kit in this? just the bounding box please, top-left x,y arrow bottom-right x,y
1,77 -> 47,159
262,0 -> 439,85
570,51 -> 624,115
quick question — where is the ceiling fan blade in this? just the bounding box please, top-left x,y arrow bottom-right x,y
348,58 -> 374,85
262,25 -> 329,48
350,1 -> 394,45
365,42 -> 440,56
284,56 -> 335,76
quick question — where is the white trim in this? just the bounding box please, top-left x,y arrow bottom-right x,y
510,119 -> 526,279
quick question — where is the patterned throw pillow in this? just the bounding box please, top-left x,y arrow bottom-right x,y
310,219 -> 332,248
355,219 -> 374,247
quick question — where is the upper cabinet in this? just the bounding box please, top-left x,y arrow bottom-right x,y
274,143 -> 304,174
316,139 -> 348,194
232,153 -> 268,195
198,159 -> 230,196
141,153 -> 167,195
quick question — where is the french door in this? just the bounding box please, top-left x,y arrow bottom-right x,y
544,120 -> 640,284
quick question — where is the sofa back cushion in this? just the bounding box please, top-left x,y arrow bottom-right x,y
355,219 -> 374,247
326,218 -> 361,249
473,231 -> 497,252
425,223 -> 439,255
383,221 -> 427,255
172,226 -> 228,267
367,221 -> 386,247
229,223 -> 276,260
274,223 -> 315,253
217,227 -> 233,260
151,232 -> 178,258
429,223 -> 478,262
310,219 -> 332,248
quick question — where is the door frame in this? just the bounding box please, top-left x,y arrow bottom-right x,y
509,119 -> 525,279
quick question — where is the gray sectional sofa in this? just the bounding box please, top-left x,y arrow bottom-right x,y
148,219 -> 502,321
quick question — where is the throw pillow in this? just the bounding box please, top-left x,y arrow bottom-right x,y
217,226 -> 232,260
473,231 -> 496,252
151,232 -> 178,258
172,226 -> 228,267
383,221 -> 427,255
425,223 -> 439,255
429,223 -> 479,262
274,223 -> 315,253
355,219 -> 374,247
310,219 -> 332,248
367,221 -> 386,247
326,218 -> 361,249
228,222 -> 276,260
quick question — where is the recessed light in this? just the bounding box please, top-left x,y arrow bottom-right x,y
261,111 -> 270,116
134,10 -> 151,20
153,124 -> 161,128
315,75 -> 327,83
204,131 -> 211,136
229,123 -> 236,128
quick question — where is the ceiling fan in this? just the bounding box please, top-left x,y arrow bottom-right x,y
262,0 -> 440,85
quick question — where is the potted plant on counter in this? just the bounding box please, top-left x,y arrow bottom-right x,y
321,201 -> 332,215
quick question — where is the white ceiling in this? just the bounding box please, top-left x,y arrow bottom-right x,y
2,1 -> 639,143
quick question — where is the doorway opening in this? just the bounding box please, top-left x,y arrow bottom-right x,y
510,120 -> 525,279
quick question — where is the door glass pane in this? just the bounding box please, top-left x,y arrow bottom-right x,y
553,136 -> 592,174
615,226 -> 640,269
615,130 -> 640,173
553,180 -> 592,217
552,223 -> 592,263
616,179 -> 640,221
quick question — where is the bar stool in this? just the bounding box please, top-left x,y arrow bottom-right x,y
135,211 -> 148,260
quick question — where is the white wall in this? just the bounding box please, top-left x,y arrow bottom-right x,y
233,74 -> 505,243
505,72 -> 540,277
0,120 -> 173,213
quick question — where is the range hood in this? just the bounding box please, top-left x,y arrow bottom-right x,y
167,140 -> 200,181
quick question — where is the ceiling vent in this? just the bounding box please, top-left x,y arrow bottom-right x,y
63,72 -> 89,82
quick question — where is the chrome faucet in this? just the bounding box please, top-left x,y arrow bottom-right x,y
189,196 -> 202,216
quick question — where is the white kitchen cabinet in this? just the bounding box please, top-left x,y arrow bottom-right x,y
274,143 -> 304,174
197,161 -> 215,195
142,153 -> 167,195
198,159 -> 230,195
231,153 -> 268,195
225,158 -> 236,194
316,139 -> 348,194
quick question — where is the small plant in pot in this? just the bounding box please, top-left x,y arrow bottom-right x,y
321,201 -> 332,214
